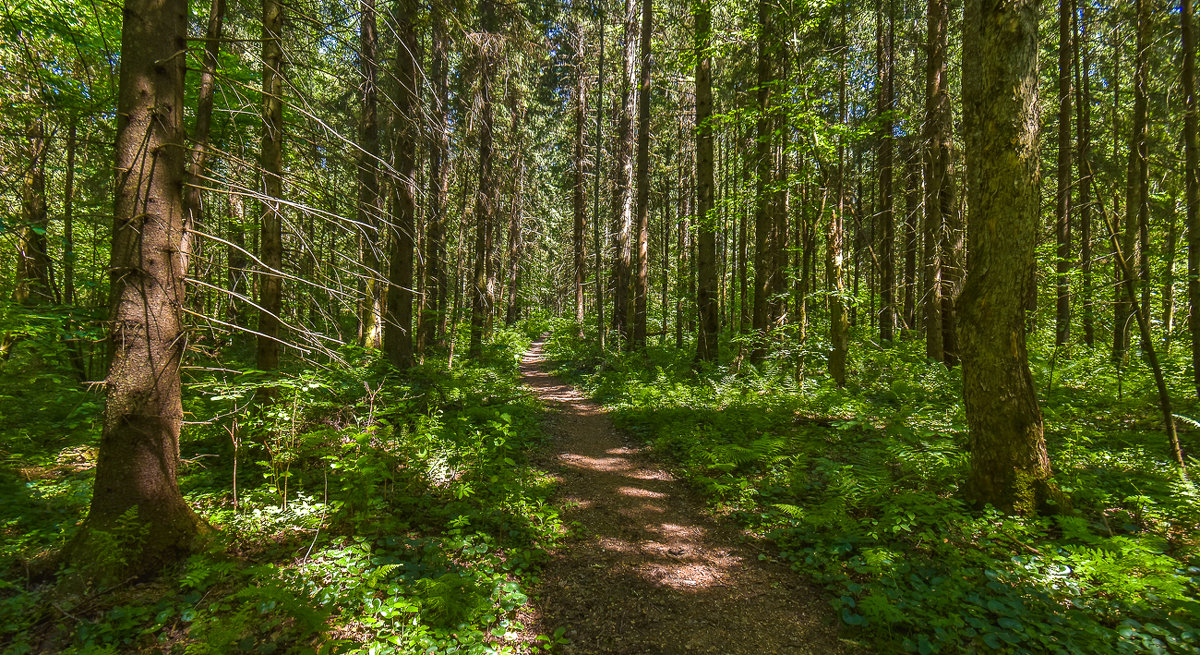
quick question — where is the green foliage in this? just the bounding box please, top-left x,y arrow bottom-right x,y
546,329 -> 1200,654
0,326 -> 562,653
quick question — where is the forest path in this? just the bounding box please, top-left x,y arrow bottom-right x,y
516,337 -> 856,654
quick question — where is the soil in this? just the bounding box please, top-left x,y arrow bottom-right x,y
517,338 -> 862,654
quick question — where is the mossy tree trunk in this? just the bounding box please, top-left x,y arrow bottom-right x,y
959,0 -> 1058,515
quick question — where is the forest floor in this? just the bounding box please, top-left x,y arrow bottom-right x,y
515,337 -> 858,654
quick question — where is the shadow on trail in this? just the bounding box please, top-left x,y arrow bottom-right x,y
518,339 -> 855,655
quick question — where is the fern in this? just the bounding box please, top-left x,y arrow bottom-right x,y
363,563 -> 402,589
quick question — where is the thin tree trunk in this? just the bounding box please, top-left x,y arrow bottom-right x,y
1185,0 -> 1200,395
573,19 -> 588,330
902,136 -> 920,332
505,100 -> 527,326
630,0 -> 653,348
751,0 -> 773,362
593,8 -> 607,349
469,0 -> 496,358
1054,0 -> 1072,346
1093,166 -> 1187,470
1077,0 -> 1094,347
695,0 -> 718,361
738,120 -> 750,335
923,0 -> 950,361
183,0 -> 225,254
63,118 -> 78,307
14,120 -> 51,305
1117,0 -> 1149,364
876,0 -> 896,343
611,0 -> 638,341
385,0 -> 418,367
1163,196 -> 1179,347
420,0 -> 449,352
938,0 -> 963,367
257,0 -> 284,372
358,0 -> 383,349
828,3 -> 849,386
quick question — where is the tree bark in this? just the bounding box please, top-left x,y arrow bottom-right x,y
64,119 -> 78,307
1116,0 -> 1149,364
573,19 -> 588,330
923,0 -> 950,362
593,8 -> 608,349
959,0 -> 1058,515
358,0 -> 383,350
69,0 -> 206,578
828,3 -> 849,386
1054,0 -> 1072,347
1076,0 -> 1094,347
420,0 -> 450,352
469,0 -> 497,358
610,0 -> 638,341
1186,0 -> 1200,395
257,0 -> 285,372
694,0 -> 718,362
183,0 -> 225,265
630,0 -> 653,349
751,0 -> 773,363
385,0 -> 418,368
876,0 -> 896,343
902,136 -> 920,332
505,99 -> 527,326
14,120 -> 51,306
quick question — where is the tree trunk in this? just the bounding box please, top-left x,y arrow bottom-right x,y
939,0 -> 964,367
1076,0 -> 1094,347
183,0 -> 225,261
611,0 -> 638,341
959,0 -> 1057,515
505,100 -> 527,326
385,0 -> 418,368
420,0 -> 449,352
469,0 -> 496,358
14,120 -> 51,306
1117,0 -> 1149,364
923,0 -> 950,362
695,0 -> 718,362
1054,0 -> 1072,347
358,0 -> 383,350
1186,0 -> 1200,395
630,0 -> 652,348
751,0 -> 773,363
828,3 -> 849,386
69,0 -> 206,578
63,118 -> 78,307
902,136 -> 920,332
573,19 -> 588,330
257,0 -> 285,372
1163,197 -> 1179,346
876,0 -> 896,343
593,8 -> 608,349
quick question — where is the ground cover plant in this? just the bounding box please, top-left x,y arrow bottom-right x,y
0,323 -> 565,654
544,323 -> 1200,654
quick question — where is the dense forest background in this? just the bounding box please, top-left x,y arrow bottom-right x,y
1,0 -> 1199,651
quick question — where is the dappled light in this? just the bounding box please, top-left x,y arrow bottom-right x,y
520,339 -> 851,654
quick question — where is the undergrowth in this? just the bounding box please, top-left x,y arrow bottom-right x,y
546,321 -> 1200,654
0,315 -> 565,654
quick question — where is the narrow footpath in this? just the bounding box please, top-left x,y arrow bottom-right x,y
517,338 -> 858,654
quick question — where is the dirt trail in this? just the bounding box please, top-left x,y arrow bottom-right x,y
518,338 -> 856,654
